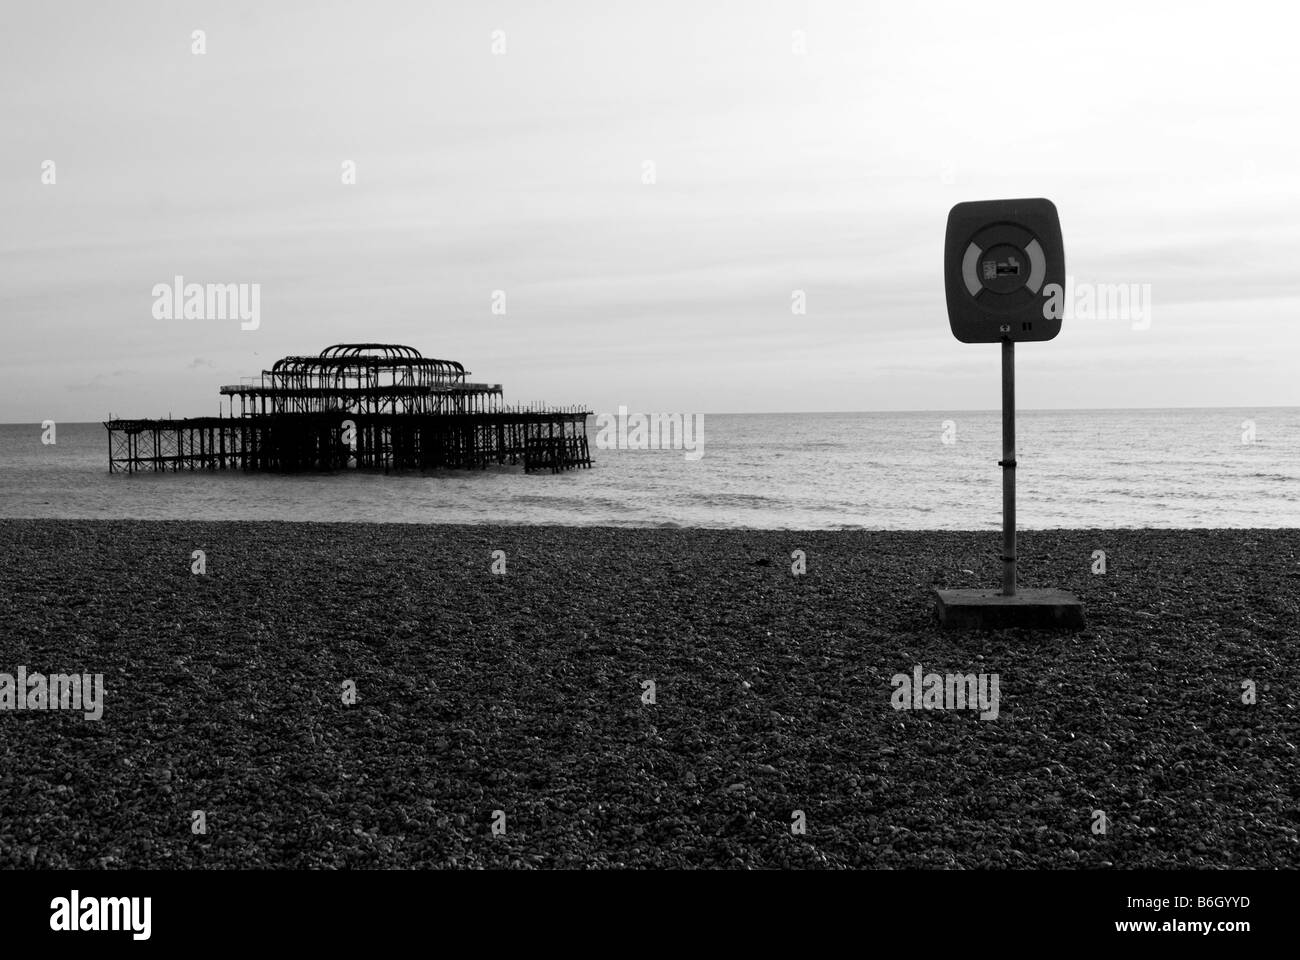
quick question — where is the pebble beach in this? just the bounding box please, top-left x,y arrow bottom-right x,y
1,520 -> 1296,869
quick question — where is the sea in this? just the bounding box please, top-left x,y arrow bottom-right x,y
1,409 -> 1296,529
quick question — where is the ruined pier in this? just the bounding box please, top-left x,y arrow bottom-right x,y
105,343 -> 593,474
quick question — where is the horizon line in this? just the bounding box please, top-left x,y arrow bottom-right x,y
6,403 -> 1297,426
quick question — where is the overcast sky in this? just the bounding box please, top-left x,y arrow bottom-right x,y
2,0 -> 1297,420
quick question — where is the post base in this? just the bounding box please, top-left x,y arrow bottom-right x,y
933,587 -> 1085,631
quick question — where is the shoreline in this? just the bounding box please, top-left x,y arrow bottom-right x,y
3,516 -> 1297,532
1,520 -> 1296,868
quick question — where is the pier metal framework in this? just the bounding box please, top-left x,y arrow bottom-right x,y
105,344 -> 593,474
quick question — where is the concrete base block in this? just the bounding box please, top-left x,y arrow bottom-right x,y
934,587 -> 1085,631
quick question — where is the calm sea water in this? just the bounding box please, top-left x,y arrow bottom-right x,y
1,410 -> 1296,529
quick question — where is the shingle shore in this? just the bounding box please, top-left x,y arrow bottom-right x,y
1,521 -> 1296,868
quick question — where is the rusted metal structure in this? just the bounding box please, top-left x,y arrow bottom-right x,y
104,344 -> 592,474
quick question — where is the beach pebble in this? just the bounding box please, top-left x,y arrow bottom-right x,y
1,521 -> 1295,869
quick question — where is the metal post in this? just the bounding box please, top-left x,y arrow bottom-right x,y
1001,338 -> 1016,596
